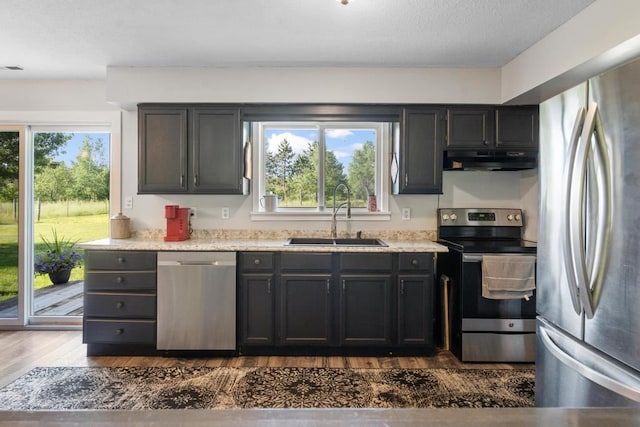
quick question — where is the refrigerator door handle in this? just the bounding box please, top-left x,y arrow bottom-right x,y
539,320 -> 640,402
563,106 -> 587,314
571,102 -> 612,319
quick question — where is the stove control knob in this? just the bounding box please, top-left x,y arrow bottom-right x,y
507,214 -> 514,221
442,214 -> 450,221
515,214 -> 522,221
450,214 -> 457,221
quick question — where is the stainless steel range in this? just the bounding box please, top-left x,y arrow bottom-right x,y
436,208 -> 537,363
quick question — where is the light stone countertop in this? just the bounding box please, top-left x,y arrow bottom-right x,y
76,236 -> 449,253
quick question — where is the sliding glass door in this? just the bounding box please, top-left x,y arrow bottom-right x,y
30,129 -> 110,323
0,126 -> 111,326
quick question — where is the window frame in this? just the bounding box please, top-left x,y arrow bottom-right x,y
250,121 -> 391,221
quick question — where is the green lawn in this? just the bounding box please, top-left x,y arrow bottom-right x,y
0,213 -> 108,303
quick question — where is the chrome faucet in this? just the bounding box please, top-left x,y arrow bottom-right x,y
331,182 -> 351,238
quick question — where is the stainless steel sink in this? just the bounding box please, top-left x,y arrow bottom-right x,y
286,237 -> 387,246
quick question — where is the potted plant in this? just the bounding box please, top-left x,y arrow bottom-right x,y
34,229 -> 83,285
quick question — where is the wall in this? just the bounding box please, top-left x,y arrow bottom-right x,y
502,0 -> 640,104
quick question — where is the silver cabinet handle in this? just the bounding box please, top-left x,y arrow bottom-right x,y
117,257 -> 125,264
404,173 -> 408,186
267,278 -> 271,294
342,279 -> 346,293
400,279 -> 405,295
115,328 -> 124,335
180,175 -> 185,187
326,279 -> 331,295
116,301 -> 124,309
563,106 -> 587,315
254,258 -> 261,265
194,174 -> 199,186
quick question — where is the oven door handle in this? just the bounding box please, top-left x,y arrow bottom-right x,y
462,253 -> 536,262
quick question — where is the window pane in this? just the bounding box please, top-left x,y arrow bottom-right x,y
325,128 -> 376,209
265,128 -> 319,208
0,131 -> 19,319
33,132 -> 110,317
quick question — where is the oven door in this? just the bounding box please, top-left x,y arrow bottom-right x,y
461,253 -> 537,325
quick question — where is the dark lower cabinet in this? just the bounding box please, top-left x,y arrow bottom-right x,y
238,251 -> 435,354
238,252 -> 276,346
239,273 -> 275,345
398,274 -> 434,346
397,253 -> 435,347
279,274 -> 333,345
340,274 -> 392,346
83,250 -> 157,356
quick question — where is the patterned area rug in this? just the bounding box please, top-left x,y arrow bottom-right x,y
0,367 -> 534,410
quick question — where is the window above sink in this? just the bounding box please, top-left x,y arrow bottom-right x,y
247,120 -> 393,221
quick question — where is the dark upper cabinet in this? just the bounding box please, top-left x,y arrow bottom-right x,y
394,107 -> 445,195
138,105 -> 243,194
138,107 -> 188,193
446,107 -> 494,149
446,105 -> 539,150
495,106 -> 539,149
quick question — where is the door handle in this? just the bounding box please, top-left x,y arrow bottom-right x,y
568,102 -> 612,319
563,106 -> 586,315
539,320 -> 640,402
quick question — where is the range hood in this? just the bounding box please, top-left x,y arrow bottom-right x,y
443,150 -> 538,171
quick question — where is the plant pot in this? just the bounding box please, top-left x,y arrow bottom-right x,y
48,269 -> 71,285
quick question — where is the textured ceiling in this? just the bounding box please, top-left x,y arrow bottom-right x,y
0,0 -> 596,80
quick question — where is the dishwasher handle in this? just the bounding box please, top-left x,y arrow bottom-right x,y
158,260 -> 236,267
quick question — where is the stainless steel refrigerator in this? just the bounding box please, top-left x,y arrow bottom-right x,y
537,56 -> 640,406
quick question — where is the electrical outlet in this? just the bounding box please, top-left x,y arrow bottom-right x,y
190,208 -> 197,218
221,207 -> 230,219
124,196 -> 133,209
402,207 -> 411,220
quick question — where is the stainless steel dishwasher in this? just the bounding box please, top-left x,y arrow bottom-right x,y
157,252 -> 236,351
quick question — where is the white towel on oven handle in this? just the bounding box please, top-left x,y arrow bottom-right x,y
481,255 -> 536,300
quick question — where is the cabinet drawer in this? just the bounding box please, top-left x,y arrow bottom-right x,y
85,271 -> 156,292
399,253 -> 433,271
84,293 -> 156,318
83,319 -> 156,345
85,251 -> 157,271
239,252 -> 274,271
281,253 -> 332,272
340,253 -> 392,272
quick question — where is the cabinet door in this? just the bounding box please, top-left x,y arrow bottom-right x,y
279,274 -> 332,345
446,108 -> 494,149
138,107 -> 188,193
340,274 -> 392,346
396,107 -> 444,194
398,274 -> 434,347
495,106 -> 539,149
191,108 -> 243,194
239,273 -> 275,345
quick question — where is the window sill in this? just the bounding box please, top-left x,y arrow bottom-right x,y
250,210 -> 391,222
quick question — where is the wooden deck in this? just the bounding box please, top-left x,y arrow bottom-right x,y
0,281 -> 83,318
